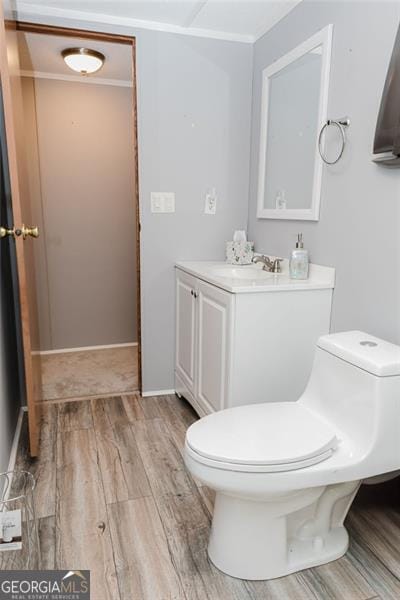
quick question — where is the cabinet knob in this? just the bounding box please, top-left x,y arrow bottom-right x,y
193,291 -> 198,299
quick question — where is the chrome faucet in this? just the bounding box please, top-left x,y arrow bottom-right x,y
252,254 -> 283,273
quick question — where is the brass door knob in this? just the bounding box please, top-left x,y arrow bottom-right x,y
0,225 -> 39,239
0,226 -> 15,238
15,225 -> 39,239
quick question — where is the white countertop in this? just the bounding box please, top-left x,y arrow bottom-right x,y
175,260 -> 335,293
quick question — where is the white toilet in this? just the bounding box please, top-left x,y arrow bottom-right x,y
184,331 -> 400,580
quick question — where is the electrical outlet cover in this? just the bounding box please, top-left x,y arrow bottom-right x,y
205,188 -> 217,214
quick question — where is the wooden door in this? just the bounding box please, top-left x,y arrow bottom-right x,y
0,7 -> 42,456
196,280 -> 233,413
175,269 -> 197,394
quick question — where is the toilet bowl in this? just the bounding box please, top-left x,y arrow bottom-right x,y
184,331 -> 400,580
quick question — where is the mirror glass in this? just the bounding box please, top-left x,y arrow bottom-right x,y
264,50 -> 321,210
257,26 -> 332,221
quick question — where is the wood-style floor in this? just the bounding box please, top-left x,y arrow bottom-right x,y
8,394 -> 400,599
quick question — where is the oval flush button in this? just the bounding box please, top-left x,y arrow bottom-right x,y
360,341 -> 378,347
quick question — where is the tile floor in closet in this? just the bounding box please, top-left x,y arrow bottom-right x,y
40,345 -> 139,401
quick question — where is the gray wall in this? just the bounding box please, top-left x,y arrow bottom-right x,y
15,3 -> 400,393
248,0 -> 400,344
137,32 -> 253,391
17,25 -> 252,389
23,77 -> 137,350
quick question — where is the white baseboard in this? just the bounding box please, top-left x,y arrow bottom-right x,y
39,342 -> 138,356
3,407 -> 26,501
141,389 -> 176,398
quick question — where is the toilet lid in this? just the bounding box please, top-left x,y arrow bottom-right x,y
186,402 -> 338,471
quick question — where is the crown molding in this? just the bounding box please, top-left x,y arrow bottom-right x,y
14,2 -> 255,44
20,69 -> 132,87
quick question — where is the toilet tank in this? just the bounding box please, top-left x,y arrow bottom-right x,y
301,331 -> 400,465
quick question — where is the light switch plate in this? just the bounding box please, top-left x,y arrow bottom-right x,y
151,192 -> 175,213
151,193 -> 163,213
164,193 -> 175,213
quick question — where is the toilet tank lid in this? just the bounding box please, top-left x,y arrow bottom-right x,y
317,331 -> 400,377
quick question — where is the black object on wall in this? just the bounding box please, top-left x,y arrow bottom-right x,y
373,23 -> 400,165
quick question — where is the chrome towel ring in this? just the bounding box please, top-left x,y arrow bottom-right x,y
318,117 -> 350,165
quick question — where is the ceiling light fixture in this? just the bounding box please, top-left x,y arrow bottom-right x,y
62,47 -> 105,75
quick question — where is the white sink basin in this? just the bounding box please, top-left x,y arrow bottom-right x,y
209,266 -> 274,280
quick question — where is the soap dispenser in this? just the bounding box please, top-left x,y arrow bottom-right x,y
289,233 -> 309,280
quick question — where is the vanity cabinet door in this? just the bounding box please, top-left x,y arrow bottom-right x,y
175,269 -> 197,394
196,280 -> 233,413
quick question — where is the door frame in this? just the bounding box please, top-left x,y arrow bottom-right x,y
15,21 -> 142,392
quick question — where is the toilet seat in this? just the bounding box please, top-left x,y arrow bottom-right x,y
186,402 -> 338,473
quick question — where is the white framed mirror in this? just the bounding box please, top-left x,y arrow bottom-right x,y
257,25 -> 333,221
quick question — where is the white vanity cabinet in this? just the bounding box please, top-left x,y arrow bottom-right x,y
175,262 -> 334,417
176,270 -> 233,414
175,270 -> 197,395
196,279 -> 233,413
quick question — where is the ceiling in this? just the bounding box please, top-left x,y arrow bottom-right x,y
14,0 -> 303,43
18,31 -> 132,83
